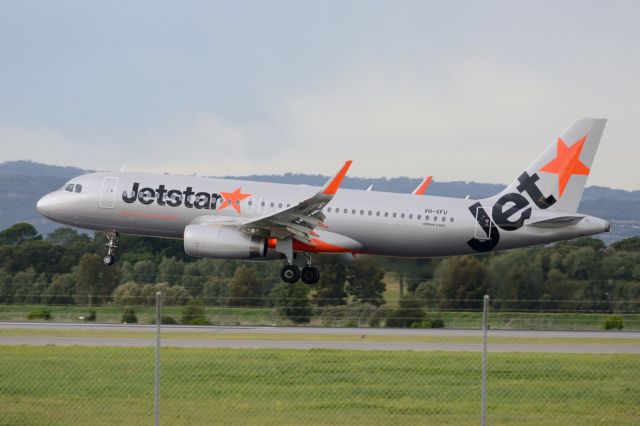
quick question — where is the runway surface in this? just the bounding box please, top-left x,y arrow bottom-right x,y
1,322 -> 639,353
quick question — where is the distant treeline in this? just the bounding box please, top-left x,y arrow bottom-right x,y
0,223 -> 639,316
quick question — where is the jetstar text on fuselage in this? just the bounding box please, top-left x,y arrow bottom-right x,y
122,182 -> 223,210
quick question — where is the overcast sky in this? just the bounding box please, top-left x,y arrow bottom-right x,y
1,1 -> 638,189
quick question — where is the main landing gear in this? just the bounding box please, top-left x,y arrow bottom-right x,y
102,231 -> 119,266
280,252 -> 320,285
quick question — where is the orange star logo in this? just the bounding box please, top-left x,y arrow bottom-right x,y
219,187 -> 251,213
540,135 -> 590,197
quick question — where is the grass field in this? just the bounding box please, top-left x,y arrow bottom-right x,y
0,346 -> 638,425
0,328 -> 639,346
2,303 -> 640,330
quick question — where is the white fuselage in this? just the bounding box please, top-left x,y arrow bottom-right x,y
37,171 -> 610,259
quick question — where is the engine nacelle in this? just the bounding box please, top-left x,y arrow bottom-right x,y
184,224 -> 267,259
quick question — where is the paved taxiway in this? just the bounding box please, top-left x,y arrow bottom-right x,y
1,322 -> 639,353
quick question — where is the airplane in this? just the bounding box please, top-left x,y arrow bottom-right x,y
37,118 -> 610,284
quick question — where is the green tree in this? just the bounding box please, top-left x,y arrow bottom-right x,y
543,268 -> 577,308
226,265 -> 262,307
154,282 -> 190,306
46,227 -> 89,246
0,269 -> 14,303
112,282 -> 143,306
181,299 -> 208,324
385,297 -> 426,328
346,261 -> 386,307
157,257 -> 185,285
436,256 -> 488,309
0,223 -> 40,245
611,236 -> 640,253
182,262 -> 206,297
44,273 -> 75,305
412,280 -> 439,308
270,282 -> 312,323
312,256 -> 347,306
133,260 -> 157,284
74,253 -> 121,305
563,246 -> 602,280
12,267 -> 38,303
203,278 -> 229,306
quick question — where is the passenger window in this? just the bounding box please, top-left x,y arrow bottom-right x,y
434,216 -> 438,221
409,214 -> 413,219
327,207 -> 332,212
450,217 -> 455,223
417,214 -> 421,220
376,211 -> 380,217
344,208 -> 348,214
65,184 -> 74,192
401,213 -> 405,219
360,210 -> 364,215
278,203 -> 283,208
74,184 -> 82,193
392,213 -> 397,218
442,216 -> 446,222
384,212 -> 388,217
425,215 -> 430,220
352,209 -> 356,214
368,211 -> 372,216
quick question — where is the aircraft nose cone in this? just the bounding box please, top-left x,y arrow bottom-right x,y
37,194 -> 57,218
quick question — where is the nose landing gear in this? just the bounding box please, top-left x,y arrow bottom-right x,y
102,231 -> 119,266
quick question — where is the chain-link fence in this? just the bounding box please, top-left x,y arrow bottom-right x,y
1,296 -> 639,425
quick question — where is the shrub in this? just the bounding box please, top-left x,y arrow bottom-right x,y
27,308 -> 52,321
603,315 -> 624,330
187,317 -> 209,326
270,283 -> 312,324
151,315 -> 178,325
181,299 -> 208,325
411,320 -> 433,328
367,310 -> 386,328
121,307 -> 138,324
343,319 -> 358,328
86,309 -> 97,322
385,298 -> 425,328
430,318 -> 445,328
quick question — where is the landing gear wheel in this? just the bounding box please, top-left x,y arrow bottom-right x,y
301,266 -> 320,285
103,231 -> 119,267
102,254 -> 115,266
280,264 -> 301,283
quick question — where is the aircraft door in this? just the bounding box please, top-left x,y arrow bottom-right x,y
473,206 -> 492,240
99,177 -> 119,209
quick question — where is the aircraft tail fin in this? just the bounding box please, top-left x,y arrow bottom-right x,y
498,117 -> 607,213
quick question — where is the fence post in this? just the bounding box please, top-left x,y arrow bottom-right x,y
481,294 -> 489,426
154,291 -> 161,426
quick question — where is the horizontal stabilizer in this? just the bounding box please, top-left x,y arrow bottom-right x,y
527,215 -> 584,228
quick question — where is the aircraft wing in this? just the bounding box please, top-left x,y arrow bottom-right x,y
238,161 -> 352,244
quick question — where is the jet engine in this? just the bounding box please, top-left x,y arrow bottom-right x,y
184,224 -> 267,259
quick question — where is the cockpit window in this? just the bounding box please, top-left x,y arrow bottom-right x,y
74,184 -> 82,193
65,184 -> 75,192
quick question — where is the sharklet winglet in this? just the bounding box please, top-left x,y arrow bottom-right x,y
321,161 -> 352,195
